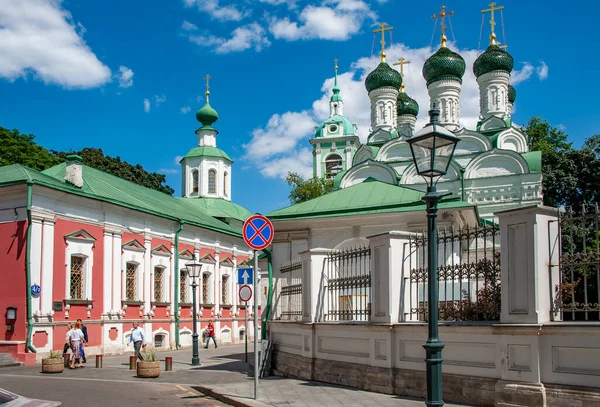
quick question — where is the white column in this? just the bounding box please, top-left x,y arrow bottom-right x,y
144,235 -> 152,315
102,230 -> 113,315
300,248 -> 331,323
368,231 -> 413,323
30,217 -> 43,315
315,146 -> 322,178
40,219 -> 55,316
496,205 -> 560,324
112,233 -> 122,312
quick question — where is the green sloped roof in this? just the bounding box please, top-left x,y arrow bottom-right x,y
32,163 -> 241,236
181,146 -> 232,163
522,151 -> 542,173
0,164 -> 81,190
267,180 -> 474,220
184,197 -> 252,223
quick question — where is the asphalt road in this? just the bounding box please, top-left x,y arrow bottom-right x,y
0,374 -> 231,407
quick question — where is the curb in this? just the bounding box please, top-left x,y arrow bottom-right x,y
192,385 -> 272,407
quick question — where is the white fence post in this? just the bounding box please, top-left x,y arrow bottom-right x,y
368,231 -> 414,323
299,248 -> 331,323
496,205 -> 560,324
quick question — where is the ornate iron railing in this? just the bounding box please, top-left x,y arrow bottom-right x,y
322,246 -> 371,322
407,223 -> 501,322
278,258 -> 303,320
554,205 -> 600,321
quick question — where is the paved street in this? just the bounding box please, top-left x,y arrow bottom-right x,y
0,344 -> 477,407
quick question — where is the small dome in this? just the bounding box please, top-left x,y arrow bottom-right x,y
508,84 -> 517,103
423,46 -> 466,86
365,62 -> 402,93
473,44 -> 514,77
196,101 -> 219,127
397,92 -> 419,117
315,115 -> 356,138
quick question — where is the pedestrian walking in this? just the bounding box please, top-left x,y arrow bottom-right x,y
76,319 -> 88,363
204,319 -> 217,349
128,322 -> 146,361
68,321 -> 87,369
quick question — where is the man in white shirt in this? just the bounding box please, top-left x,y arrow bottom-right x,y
128,322 -> 146,361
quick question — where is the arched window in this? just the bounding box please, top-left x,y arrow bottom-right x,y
223,172 -> 228,196
192,170 -> 199,194
325,154 -> 343,180
70,255 -> 85,299
180,269 -> 188,303
208,170 -> 216,194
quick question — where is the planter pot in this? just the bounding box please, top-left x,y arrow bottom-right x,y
42,358 -> 64,373
136,360 -> 160,378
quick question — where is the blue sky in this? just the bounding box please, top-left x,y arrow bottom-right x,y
0,0 -> 596,215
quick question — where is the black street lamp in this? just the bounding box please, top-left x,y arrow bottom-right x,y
186,257 -> 203,366
406,109 -> 459,407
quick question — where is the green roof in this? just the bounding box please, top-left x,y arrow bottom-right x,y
184,197 -> 252,223
473,43 -> 514,77
365,62 -> 402,93
196,100 -> 219,128
315,115 -> 356,138
397,92 -> 419,117
267,180 -> 474,220
0,163 -> 242,237
508,85 -> 517,103
522,151 -> 542,173
181,146 -> 233,163
423,46 -> 466,86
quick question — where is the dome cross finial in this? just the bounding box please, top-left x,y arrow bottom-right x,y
373,23 -> 393,62
393,57 -> 410,93
204,73 -> 212,102
482,2 -> 504,45
431,4 -> 455,47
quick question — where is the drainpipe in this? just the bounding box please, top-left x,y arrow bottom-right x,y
460,168 -> 466,202
25,181 -> 36,353
261,249 -> 273,340
174,221 -> 184,348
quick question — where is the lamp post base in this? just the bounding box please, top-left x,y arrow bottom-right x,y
192,333 -> 200,366
423,339 -> 445,406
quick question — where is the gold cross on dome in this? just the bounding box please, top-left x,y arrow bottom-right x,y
482,2 -> 504,44
204,74 -> 212,99
373,23 -> 393,62
431,4 -> 455,47
393,57 -> 410,77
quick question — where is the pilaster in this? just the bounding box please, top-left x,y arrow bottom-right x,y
29,216 -> 43,316
300,248 -> 332,323
40,217 -> 55,318
102,229 -> 113,315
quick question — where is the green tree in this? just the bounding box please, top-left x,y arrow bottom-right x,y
0,127 -> 61,170
53,148 -> 175,195
285,172 -> 334,204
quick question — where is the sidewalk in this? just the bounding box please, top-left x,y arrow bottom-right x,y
0,343 -> 476,407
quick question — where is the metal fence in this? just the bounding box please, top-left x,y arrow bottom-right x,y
554,205 -> 600,321
322,246 -> 371,322
407,223 -> 501,322
278,258 -> 303,321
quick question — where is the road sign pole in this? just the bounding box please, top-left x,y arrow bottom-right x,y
245,300 -> 248,363
253,251 -> 259,400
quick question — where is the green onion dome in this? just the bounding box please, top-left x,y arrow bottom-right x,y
365,62 -> 402,93
196,100 -> 219,127
508,84 -> 516,104
423,46 -> 466,86
397,91 -> 419,117
473,44 -> 514,78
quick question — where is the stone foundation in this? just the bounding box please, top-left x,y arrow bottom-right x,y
273,350 -> 600,407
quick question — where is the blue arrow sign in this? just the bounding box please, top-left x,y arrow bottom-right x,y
238,267 -> 253,285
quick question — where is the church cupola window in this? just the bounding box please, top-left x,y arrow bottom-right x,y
223,172 -> 228,196
208,169 -> 216,194
192,170 -> 199,194
325,153 -> 343,180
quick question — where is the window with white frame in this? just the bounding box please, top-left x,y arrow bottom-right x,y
208,169 -> 216,194
125,262 -> 138,301
154,267 -> 164,302
180,269 -> 188,303
192,170 -> 199,194
202,272 -> 212,303
223,172 -> 228,196
221,275 -> 229,304
70,255 -> 85,299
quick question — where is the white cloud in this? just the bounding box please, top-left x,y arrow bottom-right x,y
259,0 -> 298,7
536,61 -> 548,80
244,42 -> 545,178
188,23 -> 270,53
0,0 -> 111,88
143,98 -> 151,113
181,106 -> 192,114
158,168 -> 179,174
269,0 -> 376,41
155,94 -> 166,106
510,62 -> 534,85
183,0 -> 247,22
116,66 -> 134,88
181,20 -> 198,31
